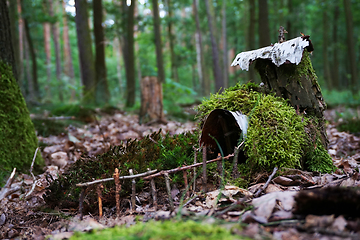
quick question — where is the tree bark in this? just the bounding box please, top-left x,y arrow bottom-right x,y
193,0 -> 209,96
8,0 -> 20,82
93,0 -> 110,104
343,0 -> 357,93
75,0 -> 96,104
43,21 -> 52,99
0,0 -> 43,177
258,0 -> 271,47
17,0 -> 24,90
222,0 -> 228,88
205,0 -> 223,92
331,3 -> 339,89
322,2 -> 332,89
124,0 -> 136,107
165,0 -> 178,82
22,9 -> 39,101
61,0 -> 76,101
247,0 -> 255,81
152,0 -> 165,84
49,0 -> 63,101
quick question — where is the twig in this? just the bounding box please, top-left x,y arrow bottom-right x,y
202,146 -> 207,192
182,194 -> 199,208
114,168 -> 121,217
79,187 -> 86,220
97,184 -> 103,218
143,154 -> 234,180
192,147 -> 198,194
232,141 -> 244,179
25,148 -> 39,200
129,169 -> 136,211
214,198 -> 247,217
0,168 -> 18,201
183,170 -> 189,199
164,173 -> 174,212
76,169 -> 157,187
150,177 -> 157,210
254,167 -> 278,198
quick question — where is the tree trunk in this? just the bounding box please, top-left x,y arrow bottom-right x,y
205,0 -> 223,92
165,0 -> 178,82
43,21 -> 52,99
322,2 -> 332,89
0,0 -> 43,178
49,0 -> 63,101
17,0 -> 24,91
61,0 -> 76,101
286,0 -> 293,38
24,29 -> 33,100
193,0 -> 209,96
343,0 -> 357,93
8,0 -> 20,82
139,76 -> 165,124
152,0 -> 165,84
21,0 -> 39,101
75,0 -> 96,104
124,0 -> 136,107
247,0 -> 255,81
93,0 -> 110,104
331,3 -> 339,89
222,0 -> 228,88
258,0 -> 271,47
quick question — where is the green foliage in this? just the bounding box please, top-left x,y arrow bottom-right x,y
32,119 -> 68,137
50,104 -> 96,122
70,220 -> 245,240
44,131 -> 199,209
0,63 -> 44,183
304,139 -> 337,173
323,90 -> 360,107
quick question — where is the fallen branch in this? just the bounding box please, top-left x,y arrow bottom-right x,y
76,169 -> 157,187
143,154 -> 234,180
0,168 -> 17,201
25,148 -> 40,200
164,173 -> 174,212
254,167 -> 278,198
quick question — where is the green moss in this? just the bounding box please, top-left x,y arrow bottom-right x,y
0,62 -> 44,183
295,51 -> 320,89
304,139 -> 337,173
70,220 -> 246,240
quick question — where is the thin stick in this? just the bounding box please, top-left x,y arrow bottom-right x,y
150,178 -> 157,210
164,173 -> 174,212
76,169 -> 157,187
232,141 -> 244,179
182,194 -> 199,208
4,168 -> 16,188
143,154 -> 234,180
254,167 -> 278,198
114,168 -> 121,217
97,184 -> 103,218
192,147 -> 197,193
79,187 -> 86,220
202,146 -> 207,192
25,148 -> 40,200
129,169 -> 136,211
183,170 -> 189,199
0,168 -> 18,201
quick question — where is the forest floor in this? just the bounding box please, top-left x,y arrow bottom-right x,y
1,107 -> 360,239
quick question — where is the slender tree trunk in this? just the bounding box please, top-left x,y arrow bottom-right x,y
258,0 -> 271,47
152,0 -> 165,84
114,37 -> 123,94
8,0 -> 20,82
322,2 -> 332,89
22,3 -> 39,101
125,0 -> 135,107
93,0 -> 110,104
61,0 -> 76,101
193,0 -> 209,96
343,0 -> 357,93
24,29 -> 34,101
222,0 -> 228,88
75,0 -> 96,104
43,22 -> 52,99
17,0 -> 24,91
49,0 -> 63,101
205,0 -> 223,92
286,0 -> 293,38
247,0 -> 256,81
165,0 -> 178,82
331,3 -> 339,89
134,1 -> 142,91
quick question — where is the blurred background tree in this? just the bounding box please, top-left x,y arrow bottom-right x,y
4,0 -> 360,110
